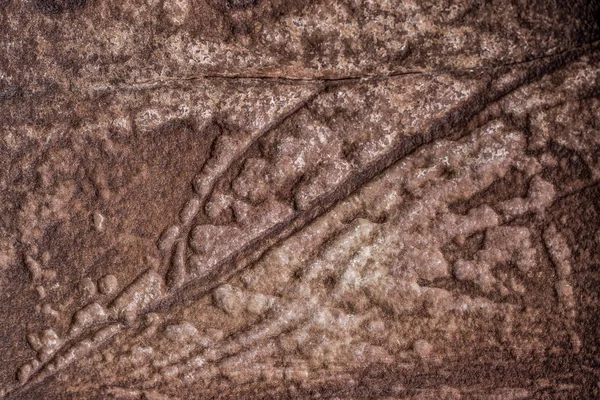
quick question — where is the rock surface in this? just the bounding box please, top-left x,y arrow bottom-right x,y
0,1 -> 599,399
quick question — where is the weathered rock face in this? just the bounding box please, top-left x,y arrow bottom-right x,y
0,1 -> 599,399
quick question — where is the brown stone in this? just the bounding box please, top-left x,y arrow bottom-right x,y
0,1 -> 599,399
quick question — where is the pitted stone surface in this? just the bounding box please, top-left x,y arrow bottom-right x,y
0,1 -> 599,399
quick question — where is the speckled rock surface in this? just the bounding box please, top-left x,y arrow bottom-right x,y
1,1 -> 600,399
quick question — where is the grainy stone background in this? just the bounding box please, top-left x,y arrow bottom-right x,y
1,1 -> 599,399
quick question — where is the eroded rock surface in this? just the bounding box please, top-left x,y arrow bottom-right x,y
0,1 -> 599,399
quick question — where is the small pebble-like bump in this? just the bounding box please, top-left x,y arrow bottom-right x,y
158,225 -> 180,252
555,279 -> 575,309
93,323 -> 121,343
93,212 -> 106,232
36,285 -> 46,299
41,269 -> 57,281
246,293 -> 275,315
164,322 -> 199,342
40,329 -> 60,347
453,259 -> 476,281
56,339 -> 95,369
179,198 -> 201,225
37,329 -> 62,358
71,302 -> 108,333
17,363 -> 32,384
166,240 -> 186,290
128,345 -> 154,367
193,175 -> 211,198
41,251 -> 51,265
27,333 -> 42,351
42,303 -> 60,318
79,277 -> 97,296
111,270 -> 165,322
98,274 -> 118,295
413,339 -> 433,358
213,284 -> 245,316
24,255 -> 41,281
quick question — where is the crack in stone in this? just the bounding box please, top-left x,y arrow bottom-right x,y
1,41 -> 598,102
4,41 -> 596,400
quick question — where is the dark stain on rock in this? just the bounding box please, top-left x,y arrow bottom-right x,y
224,0 -> 258,10
33,0 -> 87,15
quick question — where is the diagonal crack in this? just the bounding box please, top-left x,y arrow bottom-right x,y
150,41 -> 590,313
5,41 -> 594,400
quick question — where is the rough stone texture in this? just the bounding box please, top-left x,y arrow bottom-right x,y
0,1 -> 599,399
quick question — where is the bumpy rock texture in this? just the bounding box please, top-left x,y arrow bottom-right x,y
1,1 -> 600,399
